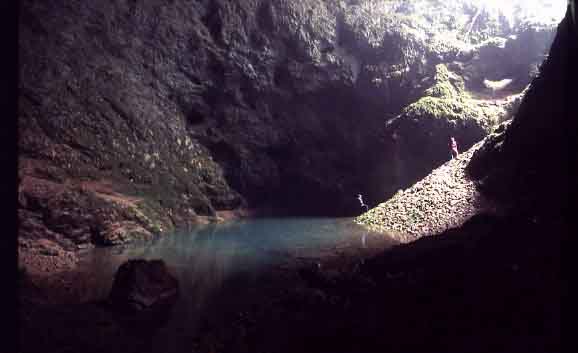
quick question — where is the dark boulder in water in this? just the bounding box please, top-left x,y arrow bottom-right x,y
108,259 -> 179,312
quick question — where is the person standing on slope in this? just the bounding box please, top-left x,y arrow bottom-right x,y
450,136 -> 459,159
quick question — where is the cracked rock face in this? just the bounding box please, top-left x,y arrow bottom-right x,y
18,0 -> 559,255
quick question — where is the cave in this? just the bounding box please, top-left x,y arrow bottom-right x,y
17,1 -> 571,352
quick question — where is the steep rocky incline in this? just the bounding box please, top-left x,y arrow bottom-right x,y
18,0 -> 559,265
356,140 -> 493,242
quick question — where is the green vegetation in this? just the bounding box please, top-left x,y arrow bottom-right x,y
424,81 -> 457,99
405,96 -> 484,122
401,64 -> 495,131
423,64 -> 466,99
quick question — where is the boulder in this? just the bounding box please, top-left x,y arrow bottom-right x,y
108,259 -> 179,312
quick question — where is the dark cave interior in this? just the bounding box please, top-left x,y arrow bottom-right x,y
16,1 -> 573,352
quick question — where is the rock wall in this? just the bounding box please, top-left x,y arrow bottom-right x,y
467,3 -> 576,221
18,0 -> 559,254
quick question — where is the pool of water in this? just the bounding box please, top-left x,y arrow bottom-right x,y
73,217 -> 396,351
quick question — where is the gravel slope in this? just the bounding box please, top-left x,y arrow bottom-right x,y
356,140 -> 493,242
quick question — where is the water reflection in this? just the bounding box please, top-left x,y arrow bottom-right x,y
75,217 -> 395,351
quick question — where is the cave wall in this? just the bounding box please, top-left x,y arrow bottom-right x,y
467,3 -> 577,220
18,0 -> 561,252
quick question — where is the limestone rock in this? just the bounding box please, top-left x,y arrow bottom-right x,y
98,221 -> 153,246
355,141 -> 491,241
109,259 -> 179,312
466,8 -> 575,219
18,0 -> 557,221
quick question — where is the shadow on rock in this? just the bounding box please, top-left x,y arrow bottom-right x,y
104,259 -> 180,337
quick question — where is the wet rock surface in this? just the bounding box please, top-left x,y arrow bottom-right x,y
108,259 -> 179,312
18,212 -> 562,353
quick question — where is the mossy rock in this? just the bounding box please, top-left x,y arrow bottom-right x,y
403,96 -> 486,124
423,64 -> 467,99
424,81 -> 458,99
400,63 -> 494,129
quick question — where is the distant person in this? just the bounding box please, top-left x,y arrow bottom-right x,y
450,137 -> 459,159
356,194 -> 369,212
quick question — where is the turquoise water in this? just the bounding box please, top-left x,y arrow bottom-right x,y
76,217 -> 395,351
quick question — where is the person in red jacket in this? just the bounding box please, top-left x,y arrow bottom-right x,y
450,136 -> 459,159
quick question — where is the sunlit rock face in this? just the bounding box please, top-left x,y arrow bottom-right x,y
467,7 -> 576,219
18,0 -> 561,251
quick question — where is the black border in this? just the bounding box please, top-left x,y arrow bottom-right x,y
1,0 -> 19,352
